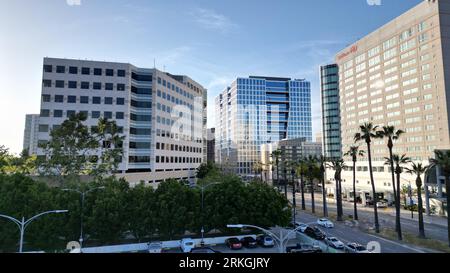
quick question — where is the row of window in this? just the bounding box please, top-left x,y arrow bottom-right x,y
156,89 -> 194,110
156,129 -> 203,144
157,77 -> 202,94
156,142 -> 202,153
43,80 -> 126,91
40,110 -> 124,120
42,94 -> 125,105
44,65 -> 126,77
155,155 -> 202,164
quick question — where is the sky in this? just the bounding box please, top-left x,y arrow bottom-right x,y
0,0 -> 422,155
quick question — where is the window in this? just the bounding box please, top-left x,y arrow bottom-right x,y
68,96 -> 76,103
54,110 -> 63,118
38,125 -> 49,132
40,109 -> 50,117
80,96 -> 89,104
93,97 -> 101,104
55,95 -> 64,103
56,66 -> 65,73
81,82 -> 90,89
43,65 -> 52,73
94,68 -> 102,76
42,94 -> 51,102
68,81 -> 77,89
93,82 -> 102,90
67,110 -> 76,117
368,46 -> 380,58
117,70 -> 126,77
55,80 -> 65,88
116,98 -> 125,105
104,111 -> 113,119
106,69 -> 114,76
116,112 -> 124,119
92,111 -> 100,118
69,66 -> 78,74
81,67 -> 90,75
117,84 -> 125,91
105,97 -> 113,105
43,79 -> 52,87
105,83 -> 114,90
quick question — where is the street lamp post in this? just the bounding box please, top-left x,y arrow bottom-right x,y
192,182 -> 221,246
227,224 -> 306,253
62,186 -> 105,248
0,210 -> 68,253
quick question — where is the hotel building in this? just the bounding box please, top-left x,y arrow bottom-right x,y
215,76 -> 312,177
34,57 -> 207,185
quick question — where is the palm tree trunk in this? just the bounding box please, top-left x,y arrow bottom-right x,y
367,141 -> 380,233
276,162 -> 280,191
301,174 -> 306,210
336,177 -> 342,221
388,147 -> 398,234
445,176 -> 450,247
322,174 -> 328,217
311,179 -> 315,214
284,172 -> 288,200
417,180 -> 425,238
396,171 -> 403,241
353,160 -> 358,220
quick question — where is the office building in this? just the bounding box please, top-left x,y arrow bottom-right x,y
35,57 -> 207,185
23,114 -> 40,156
207,128 -> 215,163
215,76 -> 312,177
326,0 -> 450,203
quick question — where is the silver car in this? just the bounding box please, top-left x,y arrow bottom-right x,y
325,237 -> 345,249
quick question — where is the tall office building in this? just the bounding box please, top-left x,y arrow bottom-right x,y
320,64 -> 342,160
23,114 -> 40,156
215,76 -> 312,177
207,128 -> 215,163
35,57 -> 207,185
326,0 -> 450,202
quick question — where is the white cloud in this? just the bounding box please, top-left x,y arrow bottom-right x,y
190,8 -> 237,32
66,0 -> 81,6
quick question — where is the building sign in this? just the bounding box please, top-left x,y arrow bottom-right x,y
338,45 -> 358,61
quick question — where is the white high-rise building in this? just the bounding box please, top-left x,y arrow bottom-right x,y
23,114 -> 40,156
33,57 -> 207,185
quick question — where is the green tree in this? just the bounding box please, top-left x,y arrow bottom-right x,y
317,155 -> 328,217
327,159 -> 347,221
196,161 -> 220,179
252,161 -> 264,182
296,158 -> 308,210
429,150 -> 450,247
270,149 -> 283,190
344,146 -> 365,221
354,122 -> 381,233
405,162 -> 429,239
126,183 -> 157,242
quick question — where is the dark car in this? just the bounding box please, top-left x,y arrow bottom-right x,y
190,247 -> 221,253
240,236 -> 258,248
286,243 -> 322,253
225,238 -> 243,250
304,226 -> 326,240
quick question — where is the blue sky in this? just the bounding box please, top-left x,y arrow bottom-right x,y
0,0 -> 422,154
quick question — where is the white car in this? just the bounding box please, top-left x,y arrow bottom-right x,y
317,218 -> 334,228
180,238 -> 195,253
148,241 -> 162,253
345,243 -> 371,253
325,237 -> 345,249
290,221 -> 308,233
376,201 -> 388,208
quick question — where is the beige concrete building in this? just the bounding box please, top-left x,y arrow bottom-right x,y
326,0 -> 450,203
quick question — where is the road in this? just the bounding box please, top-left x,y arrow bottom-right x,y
288,191 -> 448,242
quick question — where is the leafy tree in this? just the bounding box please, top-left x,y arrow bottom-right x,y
296,158 -> 308,210
344,146 -> 365,221
270,149 -> 283,190
354,122 -> 381,233
126,183 -> 157,242
405,162 -> 429,239
196,161 -> 220,179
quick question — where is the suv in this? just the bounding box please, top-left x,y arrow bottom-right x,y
304,227 -> 326,240
286,243 -> 322,253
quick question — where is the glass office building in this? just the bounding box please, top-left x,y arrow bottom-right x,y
320,64 -> 342,160
215,76 -> 312,176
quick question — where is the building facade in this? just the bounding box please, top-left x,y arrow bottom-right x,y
23,114 -> 40,156
35,57 -> 207,185
207,128 -> 215,163
215,76 -> 312,177
326,0 -> 450,202
320,64 -> 342,160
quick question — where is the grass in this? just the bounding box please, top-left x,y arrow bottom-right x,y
368,227 -> 450,253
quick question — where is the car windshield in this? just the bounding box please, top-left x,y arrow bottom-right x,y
329,238 -> 337,241
265,237 -> 273,241
356,246 -> 366,251
186,242 -> 194,246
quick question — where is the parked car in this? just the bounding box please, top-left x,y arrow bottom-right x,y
345,243 -> 371,253
180,238 -> 195,253
287,221 -> 308,233
317,218 -> 334,228
286,243 -> 322,253
256,235 -> 275,247
225,238 -> 243,250
377,201 -> 388,208
148,241 -> 162,253
240,236 -> 258,248
304,227 -> 326,240
324,237 -> 345,249
190,247 -> 221,253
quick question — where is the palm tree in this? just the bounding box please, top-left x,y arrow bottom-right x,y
305,155 -> 318,214
405,162 -> 429,239
317,155 -> 328,217
296,158 -> 308,210
378,126 -> 405,234
326,158 -> 347,221
429,150 -> 450,247
252,161 -> 264,182
388,154 -> 411,240
270,149 -> 283,190
344,146 -> 365,221
354,122 -> 381,233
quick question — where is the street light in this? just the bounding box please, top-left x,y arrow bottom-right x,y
0,210 -> 68,253
191,182 -> 221,246
227,224 -> 306,253
62,186 -> 105,248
